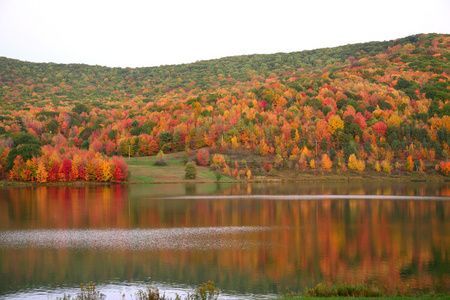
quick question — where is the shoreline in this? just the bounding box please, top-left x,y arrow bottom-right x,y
1,172 -> 449,188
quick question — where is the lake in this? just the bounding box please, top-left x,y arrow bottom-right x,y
0,181 -> 449,299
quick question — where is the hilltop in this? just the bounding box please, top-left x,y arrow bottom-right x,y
0,33 -> 449,183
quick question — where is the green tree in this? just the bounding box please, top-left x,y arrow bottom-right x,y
10,132 -> 42,147
73,103 -> 89,114
6,144 -> 42,171
185,162 -> 197,179
159,131 -> 173,152
79,127 -> 94,141
46,119 -> 59,133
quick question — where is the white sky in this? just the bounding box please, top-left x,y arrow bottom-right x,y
0,0 -> 449,68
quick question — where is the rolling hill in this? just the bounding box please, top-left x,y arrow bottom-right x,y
0,33 -> 449,182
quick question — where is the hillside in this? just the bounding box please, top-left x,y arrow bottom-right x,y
0,33 -> 449,183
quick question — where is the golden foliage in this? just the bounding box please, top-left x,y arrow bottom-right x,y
100,160 -> 113,182
328,115 -> 344,134
348,154 -> 365,172
321,154 -> 332,170
387,114 -> 402,127
381,160 -> 392,173
374,161 -> 381,172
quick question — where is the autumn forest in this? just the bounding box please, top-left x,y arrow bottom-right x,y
0,33 -> 449,183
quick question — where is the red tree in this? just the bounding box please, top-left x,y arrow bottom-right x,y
371,121 -> 388,136
111,157 -> 128,182
196,149 -> 210,166
60,159 -> 72,181
48,162 -> 60,182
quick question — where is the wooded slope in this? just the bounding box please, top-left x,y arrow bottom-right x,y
0,33 -> 449,181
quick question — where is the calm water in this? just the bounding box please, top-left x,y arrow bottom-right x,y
0,182 -> 449,299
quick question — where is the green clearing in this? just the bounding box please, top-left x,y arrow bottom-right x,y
125,151 -> 448,184
126,153 -> 235,184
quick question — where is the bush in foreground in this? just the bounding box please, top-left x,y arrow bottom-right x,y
57,281 -> 219,300
303,283 -> 384,297
56,281 -> 448,299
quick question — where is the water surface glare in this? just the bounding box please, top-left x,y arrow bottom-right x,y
0,226 -> 269,250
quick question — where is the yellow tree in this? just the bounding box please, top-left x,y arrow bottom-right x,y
231,136 -> 239,149
293,129 -> 300,143
328,115 -> 344,134
321,154 -> 333,171
374,161 -> 381,172
25,158 -> 37,181
100,160 -> 113,182
35,160 -> 48,183
348,154 -> 365,172
211,154 -> 226,168
309,159 -> 316,169
381,160 -> 392,173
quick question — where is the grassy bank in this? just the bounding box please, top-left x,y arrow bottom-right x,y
281,298 -> 450,300
1,151 -> 449,187
126,152 -> 236,184
125,151 -> 449,184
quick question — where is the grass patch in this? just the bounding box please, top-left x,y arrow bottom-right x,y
126,154 -> 235,183
130,175 -> 155,183
125,150 -> 450,184
278,283 -> 450,299
197,169 -> 235,182
303,283 -> 384,297
278,296 -> 450,300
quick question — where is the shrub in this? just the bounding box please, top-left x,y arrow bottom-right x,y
187,281 -> 219,300
185,162 -> 197,179
154,158 -> 168,166
76,283 -> 105,300
304,283 -> 383,297
136,286 -> 168,300
214,169 -> 222,181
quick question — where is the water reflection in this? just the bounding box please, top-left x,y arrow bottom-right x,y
0,182 -> 449,298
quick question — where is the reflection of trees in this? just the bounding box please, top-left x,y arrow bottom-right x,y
215,182 -> 450,199
0,184 -> 449,295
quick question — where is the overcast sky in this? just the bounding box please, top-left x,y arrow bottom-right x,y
0,0 -> 449,68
